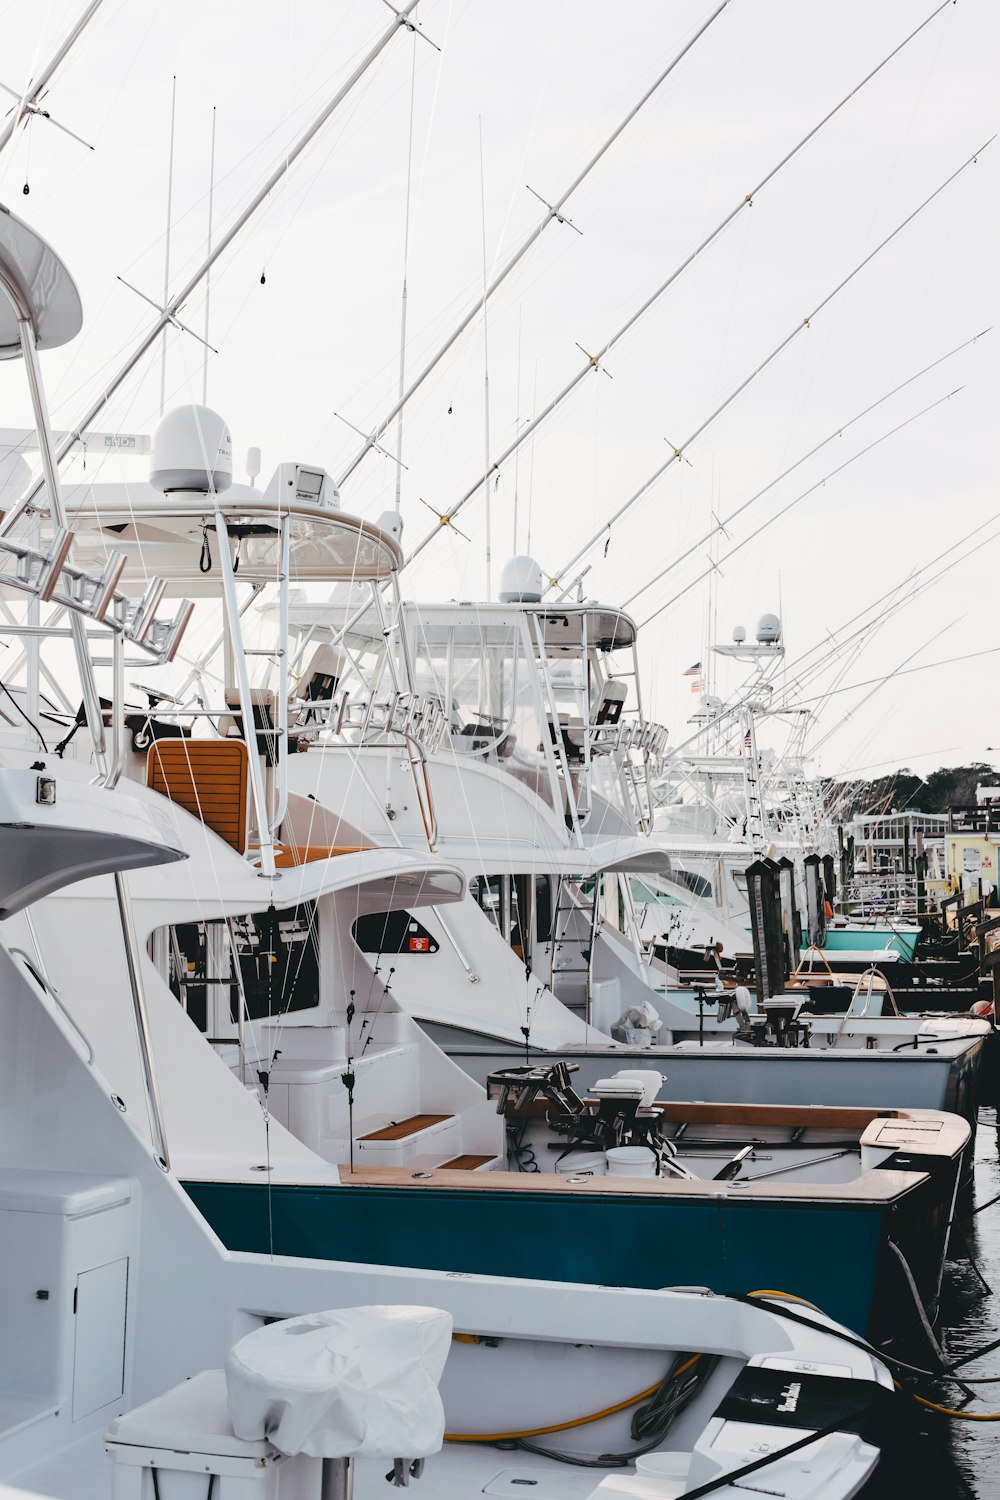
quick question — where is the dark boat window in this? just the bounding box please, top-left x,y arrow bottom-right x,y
352,911 -> 439,955
168,904 -> 320,1025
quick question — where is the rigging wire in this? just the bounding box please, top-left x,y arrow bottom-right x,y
624,327 -> 990,610
403,0 -> 968,572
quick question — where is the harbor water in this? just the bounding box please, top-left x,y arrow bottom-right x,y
867,1108 -> 1000,1497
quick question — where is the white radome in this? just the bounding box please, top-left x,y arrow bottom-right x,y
150,404 -> 233,495
499,555 -> 544,603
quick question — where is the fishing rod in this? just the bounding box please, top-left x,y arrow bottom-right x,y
722,518 -> 1000,805
640,387 -> 964,627
547,134 -> 992,594
0,0 -> 103,159
403,0 -> 960,571
659,504 -> 1000,766
623,327 -> 990,610
807,616 -> 962,758
790,642 -> 1000,711
777,511 -> 1000,713
335,0 -> 734,489
0,0 -> 425,540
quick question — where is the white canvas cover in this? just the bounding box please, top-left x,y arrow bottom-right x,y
225,1305 -> 452,1458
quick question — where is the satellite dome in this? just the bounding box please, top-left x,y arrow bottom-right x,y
756,612 -> 781,644
499,555 -> 543,603
732,624 -> 747,643
150,404 -> 232,494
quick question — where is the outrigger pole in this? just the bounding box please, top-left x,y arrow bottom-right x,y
624,328 -> 990,610
402,0 -> 960,572
640,386 -> 963,627
0,0 -> 425,539
0,0 -> 104,157
335,0 -> 735,488
545,137 -> 992,594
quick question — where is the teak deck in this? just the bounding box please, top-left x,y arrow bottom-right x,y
359,1113 -> 453,1142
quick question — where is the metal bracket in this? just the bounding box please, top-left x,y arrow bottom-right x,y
117,276 -> 218,353
525,184 -> 582,233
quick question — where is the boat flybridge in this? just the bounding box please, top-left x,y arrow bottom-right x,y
3,397 -> 981,1136
648,627 -> 922,967
0,202 -> 902,1500
23,442 -> 726,1060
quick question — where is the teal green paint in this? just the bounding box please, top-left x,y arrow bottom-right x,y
818,928 -> 920,960
183,1181 -> 884,1335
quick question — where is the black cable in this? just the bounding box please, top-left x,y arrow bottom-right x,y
0,679 -> 49,751
676,1399 -> 884,1500
500,1353 -> 713,1469
891,1032 -> 987,1051
725,1294 -> 1000,1385
949,1219 -> 994,1295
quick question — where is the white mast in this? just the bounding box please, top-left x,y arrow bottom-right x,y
159,75 -> 177,417
202,104 -> 217,407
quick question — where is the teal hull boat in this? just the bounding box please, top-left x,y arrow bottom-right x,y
816,926 -> 922,961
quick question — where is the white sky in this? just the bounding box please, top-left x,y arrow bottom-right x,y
0,0 -> 996,784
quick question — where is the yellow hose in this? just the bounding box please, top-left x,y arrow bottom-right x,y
746,1289 -> 821,1310
444,1287 -> 1000,1444
911,1394 -> 1000,1421
443,1355 -> 701,1443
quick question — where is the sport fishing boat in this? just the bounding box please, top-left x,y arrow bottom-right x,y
27,401 -> 985,1146
0,202 -> 897,1500
0,363 -> 974,1351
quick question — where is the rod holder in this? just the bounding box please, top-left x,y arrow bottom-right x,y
125,576 -> 168,644
147,599 -> 195,663
35,527 -> 75,601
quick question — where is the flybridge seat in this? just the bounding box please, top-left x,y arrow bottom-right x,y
147,738 -> 250,853
547,679 -> 629,766
221,688 -> 279,765
451,710 -> 517,759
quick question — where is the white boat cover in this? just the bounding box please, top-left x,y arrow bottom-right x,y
225,1305 -> 452,1458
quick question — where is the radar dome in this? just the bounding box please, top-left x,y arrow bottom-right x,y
150,404 -> 232,494
499,555 -> 543,603
756,612 -> 781,644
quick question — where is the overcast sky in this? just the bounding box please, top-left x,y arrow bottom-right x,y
0,0 -> 996,786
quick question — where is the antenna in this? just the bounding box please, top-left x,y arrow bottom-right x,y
479,115 -> 492,599
159,76 -> 177,418
203,105 -> 217,406
394,37 -> 417,515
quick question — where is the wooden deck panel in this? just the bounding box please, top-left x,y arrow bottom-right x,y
359,1113 -> 453,1142
147,740 -> 249,852
337,1163 -> 928,1204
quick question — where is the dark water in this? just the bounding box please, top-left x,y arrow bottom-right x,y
867,1111 -> 1000,1497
